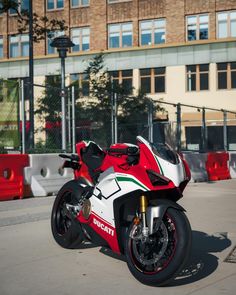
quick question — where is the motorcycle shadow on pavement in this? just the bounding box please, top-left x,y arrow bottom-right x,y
169,230 -> 231,286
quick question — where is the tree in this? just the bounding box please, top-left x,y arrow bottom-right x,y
79,53 -> 165,146
34,75 -> 62,151
0,0 -> 67,42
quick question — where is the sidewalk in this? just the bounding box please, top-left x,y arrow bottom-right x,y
0,179 -> 236,295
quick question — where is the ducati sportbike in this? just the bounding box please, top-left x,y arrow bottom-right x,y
51,136 -> 192,286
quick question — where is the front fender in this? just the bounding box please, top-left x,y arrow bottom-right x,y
146,200 -> 186,235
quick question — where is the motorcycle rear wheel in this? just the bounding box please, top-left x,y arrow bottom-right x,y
51,180 -> 84,249
125,207 -> 191,286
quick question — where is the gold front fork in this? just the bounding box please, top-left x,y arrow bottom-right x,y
140,195 -> 149,237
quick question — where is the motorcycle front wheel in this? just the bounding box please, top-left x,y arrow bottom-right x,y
51,180 -> 84,249
125,207 -> 191,286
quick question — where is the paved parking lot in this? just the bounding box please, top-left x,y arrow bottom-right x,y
0,180 -> 236,295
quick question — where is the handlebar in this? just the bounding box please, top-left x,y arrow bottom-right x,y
59,154 -> 80,161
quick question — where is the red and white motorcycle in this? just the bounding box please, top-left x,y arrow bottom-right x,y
51,136 -> 192,286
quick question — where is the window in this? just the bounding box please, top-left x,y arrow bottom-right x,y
217,62 -> 236,90
108,0 -> 131,3
186,64 -> 209,91
71,0 -> 89,7
217,11 -> 236,38
187,14 -> 209,41
0,37 -> 3,58
47,0 -> 64,10
140,68 -> 165,94
108,23 -> 132,48
71,27 -> 90,52
70,73 -> 89,97
9,34 -> 29,58
109,70 -> 133,94
9,0 -> 29,15
47,31 -> 64,54
140,19 -> 166,46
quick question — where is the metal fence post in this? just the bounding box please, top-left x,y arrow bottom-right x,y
71,86 -> 76,154
67,87 -> 71,152
114,93 -> 118,144
223,110 -> 228,151
20,79 -> 26,154
148,99 -> 153,143
176,103 -> 181,152
61,56 -> 66,152
201,107 -> 207,152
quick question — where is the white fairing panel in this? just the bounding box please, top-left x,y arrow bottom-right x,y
137,135 -> 185,187
156,156 -> 185,187
91,170 -> 148,227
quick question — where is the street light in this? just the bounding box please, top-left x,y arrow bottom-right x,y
50,35 -> 74,152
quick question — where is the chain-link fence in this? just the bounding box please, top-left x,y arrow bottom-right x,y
1,78 -> 236,153
0,79 -> 20,153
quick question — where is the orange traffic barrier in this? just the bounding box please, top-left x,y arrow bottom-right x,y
206,152 -> 231,181
0,154 -> 29,201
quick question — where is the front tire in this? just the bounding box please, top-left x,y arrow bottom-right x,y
125,208 -> 191,286
51,180 -> 84,249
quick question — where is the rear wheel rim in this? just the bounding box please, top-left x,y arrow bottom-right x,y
55,191 -> 73,235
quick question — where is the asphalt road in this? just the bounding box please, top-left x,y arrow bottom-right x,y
0,180 -> 236,295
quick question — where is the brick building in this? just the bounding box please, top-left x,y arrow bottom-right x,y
0,0 -> 236,150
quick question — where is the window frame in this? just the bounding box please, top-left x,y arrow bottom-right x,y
217,11 -> 236,39
139,18 -> 166,46
9,34 -> 29,58
186,14 -> 209,41
71,0 -> 90,8
108,22 -> 133,49
186,64 -> 210,92
47,31 -> 65,55
109,69 -> 133,94
70,73 -> 90,97
107,0 -> 132,3
0,36 -> 3,59
47,0 -> 64,11
217,62 -> 236,90
8,0 -> 29,16
71,27 -> 90,52
140,68 -> 166,94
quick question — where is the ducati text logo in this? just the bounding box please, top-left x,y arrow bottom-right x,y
93,218 -> 114,236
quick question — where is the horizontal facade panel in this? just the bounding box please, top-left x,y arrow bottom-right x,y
0,41 -> 235,78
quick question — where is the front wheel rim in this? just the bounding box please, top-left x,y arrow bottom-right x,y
129,214 -> 177,274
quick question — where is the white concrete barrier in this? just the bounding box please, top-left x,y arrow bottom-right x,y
229,152 -> 236,178
24,154 -> 74,197
183,153 -> 208,182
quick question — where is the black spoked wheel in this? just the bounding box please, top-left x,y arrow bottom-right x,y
125,208 -> 191,286
51,180 -> 84,249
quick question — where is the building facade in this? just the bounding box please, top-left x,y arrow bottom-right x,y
0,0 -> 236,149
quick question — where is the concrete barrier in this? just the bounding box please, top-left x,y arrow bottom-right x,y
229,152 -> 236,178
24,154 -> 73,197
183,153 -> 208,182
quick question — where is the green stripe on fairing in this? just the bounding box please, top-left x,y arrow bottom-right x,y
117,176 -> 148,191
154,155 -> 164,175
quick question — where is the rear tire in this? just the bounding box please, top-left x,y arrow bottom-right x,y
125,208 -> 191,286
51,180 -> 84,249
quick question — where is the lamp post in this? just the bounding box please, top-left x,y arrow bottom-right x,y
50,35 -> 74,152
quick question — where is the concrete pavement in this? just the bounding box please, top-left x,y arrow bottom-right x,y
0,180 -> 236,295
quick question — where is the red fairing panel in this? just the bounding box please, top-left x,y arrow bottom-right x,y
77,212 -> 120,254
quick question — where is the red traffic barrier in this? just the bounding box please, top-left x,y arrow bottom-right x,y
0,154 -> 29,201
206,152 -> 231,181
